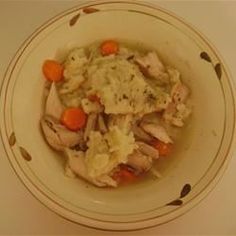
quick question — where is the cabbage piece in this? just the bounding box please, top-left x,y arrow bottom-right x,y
85,126 -> 136,178
105,126 -> 135,159
65,148 -> 117,187
86,57 -> 170,115
64,48 -> 88,79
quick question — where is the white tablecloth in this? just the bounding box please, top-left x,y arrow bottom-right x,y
0,1 -> 236,235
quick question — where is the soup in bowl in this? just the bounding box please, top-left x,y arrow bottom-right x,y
0,0 -> 235,230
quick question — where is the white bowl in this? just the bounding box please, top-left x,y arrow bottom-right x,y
0,0 -> 235,231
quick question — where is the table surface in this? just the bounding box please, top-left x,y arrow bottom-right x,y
0,1 -> 236,235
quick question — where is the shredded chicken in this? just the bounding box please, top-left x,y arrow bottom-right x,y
163,82 -> 191,127
41,116 -> 83,151
45,83 -> 64,120
84,113 -> 97,141
135,52 -> 169,83
140,123 -> 173,144
132,122 -> 153,142
127,150 -> 152,172
136,141 -> 159,160
171,82 -> 190,104
98,114 -> 108,133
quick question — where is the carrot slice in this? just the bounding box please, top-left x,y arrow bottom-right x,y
151,139 -> 172,157
61,108 -> 87,131
42,60 -> 64,82
112,165 -> 137,184
100,40 -> 119,56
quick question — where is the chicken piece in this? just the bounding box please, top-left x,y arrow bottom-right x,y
171,82 -> 189,104
140,112 -> 160,125
45,83 -> 64,120
132,123 -> 153,142
171,118 -> 184,127
118,114 -> 133,133
174,103 -> 192,127
65,149 -> 117,187
107,115 -> 118,128
66,149 -> 104,186
136,141 -> 159,160
98,114 -> 108,134
127,150 -> 152,173
163,101 -> 191,127
163,102 -> 176,121
167,67 -> 181,84
140,123 -> 173,144
84,113 -> 97,141
41,116 -> 83,151
96,175 -> 118,187
135,52 -> 169,83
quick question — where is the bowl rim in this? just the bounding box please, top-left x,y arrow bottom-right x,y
1,0 -> 236,231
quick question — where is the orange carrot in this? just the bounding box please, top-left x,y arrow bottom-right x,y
42,60 -> 64,82
88,94 -> 101,103
61,108 -> 87,131
100,40 -> 119,56
151,139 -> 172,157
112,165 -> 137,184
